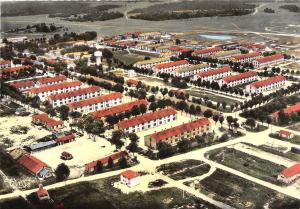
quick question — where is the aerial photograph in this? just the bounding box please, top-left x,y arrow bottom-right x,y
0,0 -> 300,208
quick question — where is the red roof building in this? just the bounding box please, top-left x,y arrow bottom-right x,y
273,102 -> 300,119
85,151 -> 128,173
18,154 -> 52,179
192,47 -> 222,57
38,75 -> 67,86
153,60 -> 189,74
278,163 -> 300,184
145,117 -> 211,149
91,99 -> 148,119
194,66 -> 232,82
10,80 -> 35,91
1,65 -> 31,74
231,52 -> 262,63
37,185 -> 50,200
278,130 -> 295,139
68,92 -> 123,113
126,79 -> 140,86
55,134 -> 75,144
246,75 -> 286,94
254,54 -> 284,67
30,81 -> 82,100
117,108 -> 177,133
32,113 -> 63,131
218,71 -> 257,87
48,86 -> 101,107
0,60 -> 11,69
120,170 -> 140,187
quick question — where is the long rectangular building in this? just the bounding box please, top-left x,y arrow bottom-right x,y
173,63 -> 209,78
272,102 -> 300,120
193,66 -> 232,82
144,117 -> 211,149
29,81 -> 82,101
210,49 -> 241,60
253,54 -> 284,68
218,71 -> 257,87
68,92 -> 123,113
231,52 -> 262,63
245,75 -> 286,94
116,108 -> 177,134
192,47 -> 222,58
153,60 -> 189,74
133,57 -> 171,69
37,75 -> 67,86
91,99 -> 148,119
10,80 -> 35,92
48,86 -> 101,107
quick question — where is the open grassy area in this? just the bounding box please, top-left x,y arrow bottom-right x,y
269,132 -> 300,145
208,147 -> 285,185
0,197 -> 34,209
156,159 -> 210,180
188,169 -> 300,209
113,51 -> 145,66
25,176 -> 219,209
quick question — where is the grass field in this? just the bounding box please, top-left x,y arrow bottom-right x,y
269,132 -> 300,145
0,176 -> 13,195
113,51 -> 145,66
156,160 -> 210,180
208,147 -> 285,185
188,169 -> 300,209
25,176 -> 220,209
0,197 -> 34,209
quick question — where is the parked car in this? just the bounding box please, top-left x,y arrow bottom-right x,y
61,151 -> 73,160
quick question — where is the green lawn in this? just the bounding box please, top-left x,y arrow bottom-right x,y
156,159 -> 210,180
208,147 -> 285,185
187,169 -> 300,209
113,51 -> 145,66
269,133 -> 300,145
26,176 -> 220,209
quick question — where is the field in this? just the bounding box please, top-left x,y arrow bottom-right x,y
156,160 -> 211,180
288,122 -> 300,133
0,197 -> 34,209
208,147 -> 286,185
269,132 -> 300,145
113,51 -> 145,66
0,176 -> 13,195
25,176 -> 220,209
187,169 -> 300,209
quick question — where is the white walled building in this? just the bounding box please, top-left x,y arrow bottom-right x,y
218,71 -> 257,87
48,86 -> 102,107
116,108 -> 177,134
37,75 -> 67,86
253,54 -> 284,68
133,57 -> 171,69
173,63 -> 209,78
192,47 -> 222,58
231,52 -> 262,63
245,75 -> 286,94
30,81 -> 82,101
153,60 -> 189,74
193,66 -> 232,82
120,170 -> 140,188
68,92 -> 123,114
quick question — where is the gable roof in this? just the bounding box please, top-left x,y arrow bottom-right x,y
68,92 -> 122,109
18,154 -> 49,175
55,134 -> 75,143
86,151 -> 128,170
249,75 -> 286,88
154,60 -> 189,70
10,80 -> 35,89
149,117 -> 210,142
281,163 -> 300,178
38,75 -> 67,85
273,102 -> 300,118
197,66 -> 231,78
256,54 -> 284,64
118,108 -> 177,129
48,86 -> 101,101
232,52 -> 261,60
120,170 -> 139,180
1,65 -> 31,73
222,71 -> 256,83
31,81 -> 81,94
91,99 -> 148,118
193,47 -> 222,55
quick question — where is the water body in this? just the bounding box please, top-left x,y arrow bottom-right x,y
1,2 -> 300,38
199,34 -> 235,40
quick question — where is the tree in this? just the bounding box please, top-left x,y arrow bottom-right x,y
219,116 -> 224,127
58,105 -> 70,121
278,109 -> 290,126
219,133 -> 229,142
157,141 -> 173,158
111,130 -> 124,150
128,133 -> 139,143
139,104 -> 147,114
46,107 -> 56,117
177,139 -> 190,153
266,116 -> 272,127
212,114 -> 219,124
55,163 -> 70,181
222,101 -> 227,110
96,161 -> 104,173
118,157 -> 128,169
107,157 -> 114,169
203,109 -> 213,118
131,105 -> 141,116
226,116 -> 234,130
106,115 -> 119,126
245,118 -> 256,130
127,140 -> 139,155
149,102 -> 158,112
